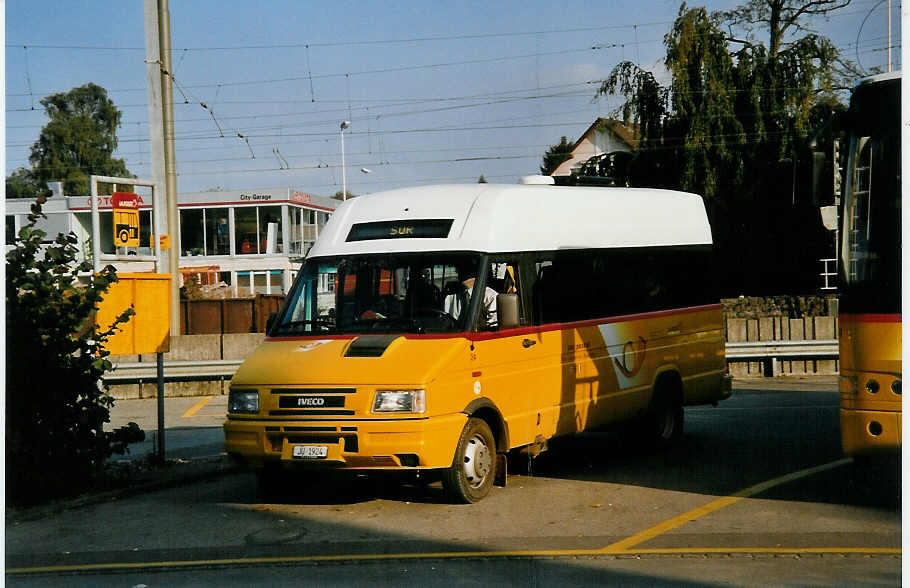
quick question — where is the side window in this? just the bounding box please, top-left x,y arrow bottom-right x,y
532,258 -> 556,325
478,258 -> 523,331
533,251 -> 591,324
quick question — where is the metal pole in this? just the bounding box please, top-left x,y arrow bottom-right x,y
887,0 -> 892,72
158,0 -> 180,336
90,179 -> 101,274
156,351 -> 165,461
341,127 -> 347,201
340,120 -> 350,200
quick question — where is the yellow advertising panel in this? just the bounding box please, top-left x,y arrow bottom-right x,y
97,273 -> 171,354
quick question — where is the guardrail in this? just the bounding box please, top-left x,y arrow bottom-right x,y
105,359 -> 243,384
105,340 -> 840,385
724,339 -> 839,377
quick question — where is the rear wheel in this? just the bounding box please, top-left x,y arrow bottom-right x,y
645,390 -> 684,448
442,418 -> 495,503
624,383 -> 684,449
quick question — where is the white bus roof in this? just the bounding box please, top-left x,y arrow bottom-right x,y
855,70 -> 901,88
307,184 -> 712,257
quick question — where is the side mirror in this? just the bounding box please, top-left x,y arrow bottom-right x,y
496,294 -> 520,330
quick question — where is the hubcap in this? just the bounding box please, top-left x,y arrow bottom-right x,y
462,434 -> 492,487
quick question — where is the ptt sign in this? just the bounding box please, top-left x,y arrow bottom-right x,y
112,192 -> 140,248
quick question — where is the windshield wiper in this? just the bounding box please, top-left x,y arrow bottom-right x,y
275,317 -> 335,333
355,316 -> 426,334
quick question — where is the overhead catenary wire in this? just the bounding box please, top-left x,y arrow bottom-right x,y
6,0 -> 898,195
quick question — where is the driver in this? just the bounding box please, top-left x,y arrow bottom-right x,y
444,276 -> 498,328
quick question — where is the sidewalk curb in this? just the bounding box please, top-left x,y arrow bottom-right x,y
6,455 -> 242,524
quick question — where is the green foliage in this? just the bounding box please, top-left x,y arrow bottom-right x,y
596,1 -> 851,294
539,136 -> 575,175
5,167 -> 49,199
6,197 -> 140,505
26,82 -> 133,195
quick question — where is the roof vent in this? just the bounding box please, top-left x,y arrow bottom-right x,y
519,175 -> 555,185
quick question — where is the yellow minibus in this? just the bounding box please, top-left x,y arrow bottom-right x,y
225,181 -> 731,502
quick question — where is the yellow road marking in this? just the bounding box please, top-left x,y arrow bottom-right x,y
182,396 -> 213,418
10,457 -> 884,576
603,457 -> 853,552
7,546 -> 900,575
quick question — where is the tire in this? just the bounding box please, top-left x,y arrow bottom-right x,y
623,385 -> 684,450
645,391 -> 684,448
442,417 -> 496,503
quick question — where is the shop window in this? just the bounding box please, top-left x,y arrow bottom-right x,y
235,207 -> 259,255
180,209 -> 204,256
258,205 -> 282,254
205,208 -> 230,255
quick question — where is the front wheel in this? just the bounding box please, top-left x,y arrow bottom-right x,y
442,418 -> 495,503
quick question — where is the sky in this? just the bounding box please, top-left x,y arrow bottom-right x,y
4,0 -> 903,198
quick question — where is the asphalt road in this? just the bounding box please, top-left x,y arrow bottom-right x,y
6,377 -> 902,586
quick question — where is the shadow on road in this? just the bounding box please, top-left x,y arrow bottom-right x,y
212,389 -> 900,511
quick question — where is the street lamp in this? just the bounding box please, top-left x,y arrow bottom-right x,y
340,120 -> 351,201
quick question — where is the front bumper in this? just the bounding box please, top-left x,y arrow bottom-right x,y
224,412 -> 467,470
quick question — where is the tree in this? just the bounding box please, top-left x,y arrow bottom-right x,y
597,1 -> 850,294
332,190 -> 356,200
477,174 -> 488,183
6,197 -> 140,505
5,167 -> 48,199
25,83 -> 132,196
718,0 -> 851,59
540,136 -> 575,175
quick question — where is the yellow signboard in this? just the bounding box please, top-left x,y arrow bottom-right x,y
96,273 -> 171,355
112,192 -> 141,248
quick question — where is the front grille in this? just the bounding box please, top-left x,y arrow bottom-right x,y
271,388 -> 356,395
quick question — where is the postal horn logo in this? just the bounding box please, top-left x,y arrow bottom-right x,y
614,336 -> 647,378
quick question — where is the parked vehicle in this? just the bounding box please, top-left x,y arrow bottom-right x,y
224,181 -> 731,502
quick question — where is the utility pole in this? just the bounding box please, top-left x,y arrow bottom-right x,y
144,0 -> 180,462
158,0 -> 180,336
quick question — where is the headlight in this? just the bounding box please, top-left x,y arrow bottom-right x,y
372,389 -> 426,414
228,389 -> 259,414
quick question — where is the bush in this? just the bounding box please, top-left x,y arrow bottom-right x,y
6,197 -> 142,505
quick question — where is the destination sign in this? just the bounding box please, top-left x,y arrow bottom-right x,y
346,219 -> 454,242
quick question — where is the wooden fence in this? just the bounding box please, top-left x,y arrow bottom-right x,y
179,295 -> 284,335
726,315 -> 838,377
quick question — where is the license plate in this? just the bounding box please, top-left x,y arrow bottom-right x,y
292,445 -> 328,459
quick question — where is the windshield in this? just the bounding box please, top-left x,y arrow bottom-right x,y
840,78 -> 901,314
272,253 -> 484,335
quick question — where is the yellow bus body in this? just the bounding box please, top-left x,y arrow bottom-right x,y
839,314 -> 902,456
224,305 -> 728,470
